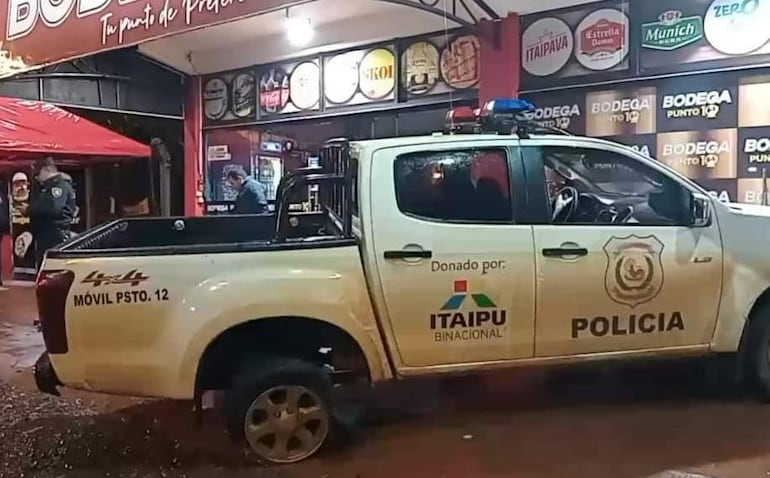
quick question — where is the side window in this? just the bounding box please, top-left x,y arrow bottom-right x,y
394,148 -> 512,223
536,146 -> 689,226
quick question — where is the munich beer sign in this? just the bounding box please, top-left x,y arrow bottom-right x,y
0,0 -> 299,76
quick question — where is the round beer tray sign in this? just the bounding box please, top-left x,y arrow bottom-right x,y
260,68 -> 290,114
359,48 -> 396,100
704,0 -> 770,55
440,34 -> 481,89
402,40 -> 440,95
325,52 -> 360,104
203,77 -> 229,121
290,61 -> 321,110
231,72 -> 256,118
575,8 -> 630,71
522,17 -> 574,77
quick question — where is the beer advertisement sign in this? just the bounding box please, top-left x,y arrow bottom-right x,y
657,129 -> 738,179
585,87 -> 657,137
324,46 -> 396,108
697,178 -> 738,202
575,8 -> 630,71
738,127 -> 770,177
605,134 -> 658,158
520,0 -> 630,88
739,76 -> 770,127
738,178 -> 770,204
639,0 -> 770,74
520,91 -> 587,134
259,58 -> 321,117
203,69 -> 257,126
401,33 -> 481,99
656,78 -> 737,132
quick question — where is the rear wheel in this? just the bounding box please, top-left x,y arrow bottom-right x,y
225,358 -> 333,464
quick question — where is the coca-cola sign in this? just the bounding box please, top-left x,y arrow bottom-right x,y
0,0 -> 297,76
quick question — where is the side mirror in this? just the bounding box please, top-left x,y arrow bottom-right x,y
688,192 -> 711,227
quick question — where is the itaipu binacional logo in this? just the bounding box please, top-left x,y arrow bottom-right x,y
430,280 -> 506,342
603,235 -> 664,308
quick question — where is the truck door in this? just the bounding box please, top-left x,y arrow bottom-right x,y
522,141 -> 723,357
369,142 -> 536,368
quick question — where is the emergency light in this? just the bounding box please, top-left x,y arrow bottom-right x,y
444,98 -> 569,138
479,98 -> 536,116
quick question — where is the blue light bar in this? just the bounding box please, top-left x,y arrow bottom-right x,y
482,98 -> 535,115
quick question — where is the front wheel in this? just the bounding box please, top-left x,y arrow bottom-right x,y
225,358 -> 333,464
743,307 -> 770,400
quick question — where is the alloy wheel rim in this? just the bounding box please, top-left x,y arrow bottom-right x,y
243,385 -> 329,463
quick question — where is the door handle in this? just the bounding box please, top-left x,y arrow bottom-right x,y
384,250 -> 433,260
542,247 -> 588,258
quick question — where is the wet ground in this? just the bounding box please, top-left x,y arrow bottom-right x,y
3,286 -> 770,478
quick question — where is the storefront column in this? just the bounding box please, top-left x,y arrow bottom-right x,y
184,76 -> 205,217
478,13 -> 521,105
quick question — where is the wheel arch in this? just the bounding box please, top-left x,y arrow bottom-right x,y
738,287 -> 770,353
193,316 -> 375,393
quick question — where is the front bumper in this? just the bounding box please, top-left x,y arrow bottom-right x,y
34,353 -> 62,396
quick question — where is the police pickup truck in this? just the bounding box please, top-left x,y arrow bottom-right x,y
34,99 -> 770,463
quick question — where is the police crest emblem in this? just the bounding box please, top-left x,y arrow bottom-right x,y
603,235 -> 664,308
51,187 -> 63,198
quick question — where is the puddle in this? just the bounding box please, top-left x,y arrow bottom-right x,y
0,322 -> 44,380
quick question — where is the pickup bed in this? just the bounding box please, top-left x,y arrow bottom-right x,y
34,134 -> 770,464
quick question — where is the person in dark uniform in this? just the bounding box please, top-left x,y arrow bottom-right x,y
27,158 -> 76,269
0,182 -> 8,285
226,167 -> 268,214
0,184 -> 8,236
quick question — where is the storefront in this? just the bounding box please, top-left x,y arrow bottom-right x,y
200,30 -> 481,212
518,0 -> 770,205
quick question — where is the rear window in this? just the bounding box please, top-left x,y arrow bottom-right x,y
394,148 -> 512,223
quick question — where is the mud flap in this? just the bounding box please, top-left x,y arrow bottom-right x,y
33,353 -> 61,396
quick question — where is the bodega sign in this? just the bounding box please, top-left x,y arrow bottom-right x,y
0,0 -> 297,74
661,89 -> 732,119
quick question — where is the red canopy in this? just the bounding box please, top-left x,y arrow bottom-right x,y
0,97 -> 150,163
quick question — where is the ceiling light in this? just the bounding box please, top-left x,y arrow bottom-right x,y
286,16 -> 314,47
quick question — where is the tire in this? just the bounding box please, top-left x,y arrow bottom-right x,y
225,357 -> 334,464
742,305 -> 770,400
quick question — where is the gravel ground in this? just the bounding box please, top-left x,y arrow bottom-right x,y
0,381 -> 273,478
0,362 -> 763,478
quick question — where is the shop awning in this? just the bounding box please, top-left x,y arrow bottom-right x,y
0,97 -> 150,162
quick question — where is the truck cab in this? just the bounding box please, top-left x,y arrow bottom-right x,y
361,128 -> 722,372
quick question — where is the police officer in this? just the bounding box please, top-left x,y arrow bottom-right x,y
27,158 -> 76,269
226,167 -> 268,214
0,181 -> 8,286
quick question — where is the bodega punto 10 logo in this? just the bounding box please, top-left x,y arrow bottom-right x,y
741,130 -> 770,175
661,89 -> 732,120
523,103 -> 582,130
658,129 -> 737,179
586,88 -> 657,137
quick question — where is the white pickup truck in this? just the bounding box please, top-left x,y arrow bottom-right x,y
34,101 -> 770,463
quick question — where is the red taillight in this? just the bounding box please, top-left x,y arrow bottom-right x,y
36,270 -> 75,354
